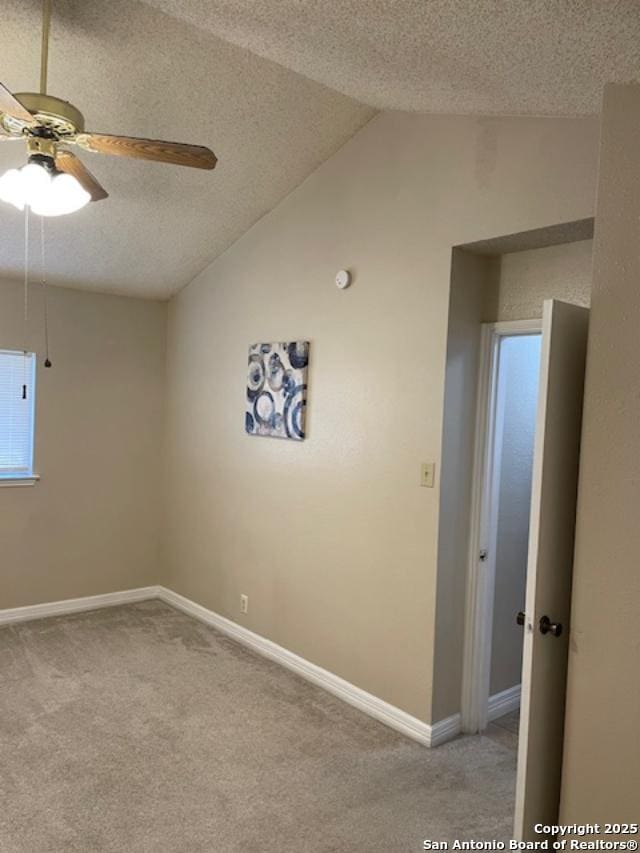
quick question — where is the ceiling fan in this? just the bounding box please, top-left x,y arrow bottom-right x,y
0,0 -> 217,216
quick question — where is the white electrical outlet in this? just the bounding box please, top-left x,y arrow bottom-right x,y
240,594 -> 248,614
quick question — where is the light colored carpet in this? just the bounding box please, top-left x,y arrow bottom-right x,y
485,710 -> 520,752
0,601 -> 516,852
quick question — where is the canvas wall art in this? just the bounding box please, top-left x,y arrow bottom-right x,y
246,341 -> 309,440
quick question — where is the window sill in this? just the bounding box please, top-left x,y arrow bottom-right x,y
0,475 -> 40,488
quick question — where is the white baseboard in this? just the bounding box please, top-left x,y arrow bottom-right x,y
0,586 -> 160,626
0,584 -> 463,750
155,586 -> 450,747
430,685 -> 520,742
488,684 -> 521,721
430,712 -> 462,746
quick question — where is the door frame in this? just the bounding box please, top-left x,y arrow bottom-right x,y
460,318 -> 543,733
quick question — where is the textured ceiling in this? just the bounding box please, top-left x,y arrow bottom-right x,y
0,0 -> 373,298
2,2 -> 638,299
142,0 -> 640,116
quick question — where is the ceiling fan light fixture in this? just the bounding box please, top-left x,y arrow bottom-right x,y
0,168 -> 27,210
0,159 -> 90,216
21,160 -> 51,198
0,0 -> 216,217
32,171 -> 90,216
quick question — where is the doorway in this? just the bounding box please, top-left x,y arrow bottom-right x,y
458,301 -> 589,840
461,320 -> 542,735
434,232 -> 593,839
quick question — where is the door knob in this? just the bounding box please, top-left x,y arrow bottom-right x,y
539,615 -> 563,637
516,611 -> 525,626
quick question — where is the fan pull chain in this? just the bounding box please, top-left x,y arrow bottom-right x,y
40,216 -> 52,367
22,205 -> 29,401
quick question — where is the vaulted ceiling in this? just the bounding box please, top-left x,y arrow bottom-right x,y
0,0 -> 373,298
1,0 -> 638,299
141,0 -> 640,116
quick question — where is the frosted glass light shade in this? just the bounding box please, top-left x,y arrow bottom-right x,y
0,168 -> 26,210
0,162 -> 90,216
21,162 -> 51,201
31,173 -> 90,216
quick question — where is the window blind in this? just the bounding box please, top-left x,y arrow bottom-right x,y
0,350 -> 36,477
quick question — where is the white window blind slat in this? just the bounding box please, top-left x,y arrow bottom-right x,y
0,350 -> 36,477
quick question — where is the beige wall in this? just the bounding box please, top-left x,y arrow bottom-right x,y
433,249 -> 495,720
164,111 -> 598,723
0,280 -> 166,609
495,240 -> 592,321
560,85 -> 640,824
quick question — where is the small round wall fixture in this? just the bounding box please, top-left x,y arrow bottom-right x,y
335,269 -> 352,290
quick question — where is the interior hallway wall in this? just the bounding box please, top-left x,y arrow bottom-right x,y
560,84 -> 640,826
163,111 -> 599,723
434,249 -> 496,722
0,280 -> 167,609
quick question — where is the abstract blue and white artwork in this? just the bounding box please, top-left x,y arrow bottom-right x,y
245,341 -> 309,441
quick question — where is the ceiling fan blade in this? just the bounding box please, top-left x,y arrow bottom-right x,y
56,150 -> 109,202
74,133 -> 217,170
0,83 -> 35,124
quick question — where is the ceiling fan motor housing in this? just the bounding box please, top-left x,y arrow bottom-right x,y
1,93 -> 85,138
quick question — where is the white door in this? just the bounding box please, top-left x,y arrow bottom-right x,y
514,300 -> 589,840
